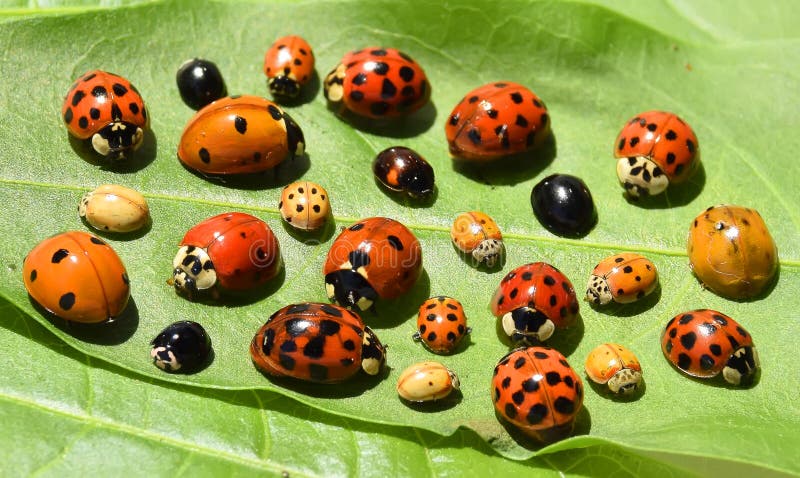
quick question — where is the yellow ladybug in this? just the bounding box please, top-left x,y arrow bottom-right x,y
79,184 -> 150,233
584,343 -> 642,394
396,361 -> 459,402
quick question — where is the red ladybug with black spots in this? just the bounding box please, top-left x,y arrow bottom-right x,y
490,262 -> 579,345
263,35 -> 315,99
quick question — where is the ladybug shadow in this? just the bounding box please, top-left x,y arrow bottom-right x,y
625,161 -> 706,209
365,269 -> 432,329
68,129 -> 158,173
178,152 -> 311,191
399,388 -> 463,413
591,284 -> 662,318
80,216 -> 153,242
328,100 -> 437,139
281,214 -> 337,245
174,267 -> 287,308
30,294 -> 139,345
253,364 -> 390,398
495,404 -> 591,449
374,177 -> 438,208
586,376 -> 646,402
493,312 -> 585,357
270,71 -> 321,107
451,242 -> 506,274
452,133 -> 557,186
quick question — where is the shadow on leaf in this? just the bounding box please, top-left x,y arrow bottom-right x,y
452,133 -> 557,186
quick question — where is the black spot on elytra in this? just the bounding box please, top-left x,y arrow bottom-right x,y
623,266 -> 633,273
553,396 -> 575,415
449,113 -> 460,126
280,340 -> 297,353
513,357 -> 527,369
199,148 -> 210,163
515,115 -> 528,128
468,95 -> 479,103
545,371 -> 561,385
677,353 -> 691,370
234,116 -> 247,134
89,108 -> 100,120
349,223 -> 365,231
372,62 -> 389,75
78,117 -> 88,128
468,128 -> 481,145
526,403 -> 548,424
510,92 -> 523,104
29,269 -> 37,282
699,354 -> 715,370
303,336 -> 326,358
399,66 -> 414,82
630,137 -> 640,148
679,314 -> 694,325
267,105 -> 282,121
426,332 -> 437,342
665,130 -> 677,140
381,78 -> 397,99
352,73 -> 367,86
522,378 -> 539,392
59,292 -> 76,310
533,351 -> 548,359
511,391 -> 525,405
386,235 -> 403,250
51,249 -> 70,263
504,403 -> 517,419
709,344 -> 722,356
680,332 -> 697,350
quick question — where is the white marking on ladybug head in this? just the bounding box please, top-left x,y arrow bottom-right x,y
325,282 -> 336,301
607,368 -> 642,394
355,295 -> 373,311
585,274 -> 612,305
172,245 -> 217,293
361,357 -> 381,375
448,369 -> 461,390
151,346 -> 181,372
616,156 -> 669,198
78,192 -> 92,218
472,239 -> 503,267
324,63 -> 346,102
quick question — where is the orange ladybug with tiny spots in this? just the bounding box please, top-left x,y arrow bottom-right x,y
264,35 -> 315,98
585,253 -> 658,305
584,343 -> 642,394
279,181 -> 330,231
413,296 -> 471,354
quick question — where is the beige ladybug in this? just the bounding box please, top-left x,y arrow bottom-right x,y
396,361 -> 460,402
279,181 -> 330,231
79,184 -> 150,233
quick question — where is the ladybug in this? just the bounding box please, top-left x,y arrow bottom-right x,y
688,205 -> 777,299
372,146 -> 435,199
250,302 -> 386,383
22,231 -> 130,323
176,58 -> 227,109
445,81 -> 550,161
263,35 -> 315,98
172,212 -> 281,299
584,343 -> 642,394
324,217 -> 422,311
450,211 -> 504,268
396,361 -> 460,402
323,47 -> 430,118
492,347 -> 583,442
614,110 -> 700,198
661,309 -> 759,386
79,184 -> 150,234
62,70 -> 148,159
177,95 -> 305,175
150,321 -> 212,373
279,180 -> 330,232
490,262 -> 579,345
531,174 -> 597,237
585,253 -> 658,305
412,296 -> 471,354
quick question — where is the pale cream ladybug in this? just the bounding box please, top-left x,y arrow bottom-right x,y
396,361 -> 460,402
279,181 -> 330,231
79,184 -> 150,233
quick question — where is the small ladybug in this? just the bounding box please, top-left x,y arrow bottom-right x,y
412,296 -> 471,354
172,212 -> 281,299
584,343 -> 642,394
264,35 -> 315,98
445,81 -> 550,161
79,184 -> 150,233
661,309 -> 759,386
372,146 -> 435,199
62,70 -> 148,159
614,110 -> 700,198
150,321 -> 212,373
492,347 -> 583,442
324,217 -> 422,311
250,302 -> 386,383
490,262 -> 579,345
585,253 -> 658,305
688,205 -> 777,299
176,58 -> 227,109
531,174 -> 597,237
22,231 -> 130,323
279,181 -> 330,231
397,361 -> 460,402
323,47 -> 430,118
177,95 -> 305,175
450,211 -> 504,267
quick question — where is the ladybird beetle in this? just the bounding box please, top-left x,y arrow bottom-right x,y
490,262 -> 579,345
586,253 -> 658,306
22,231 -> 130,323
531,174 -> 597,237
177,95 -> 305,175
279,181 -> 330,231
445,81 -> 550,161
150,321 -> 212,373
324,217 -> 422,311
264,35 -> 315,98
323,47 -> 430,118
250,302 -> 386,383
688,205 -> 778,299
450,211 -> 504,267
79,184 -> 150,233
661,309 -> 759,386
413,296 -> 471,354
492,347 -> 583,442
584,343 -> 642,394
62,70 -> 148,159
172,212 -> 281,299
614,110 -> 699,198
372,146 -> 435,199
397,361 -> 460,402
176,58 -> 227,109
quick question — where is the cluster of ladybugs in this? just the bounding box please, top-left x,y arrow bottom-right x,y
22,34 -> 780,444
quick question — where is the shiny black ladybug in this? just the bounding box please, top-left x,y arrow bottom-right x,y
531,174 -> 597,237
372,146 -> 435,198
176,58 -> 227,110
150,321 -> 212,373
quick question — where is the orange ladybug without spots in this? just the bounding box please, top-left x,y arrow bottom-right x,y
450,211 -> 504,267
413,296 -> 471,354
264,35 -> 315,98
585,253 -> 658,305
279,181 -> 330,231
687,205 -> 778,299
177,95 -> 305,175
22,231 -> 130,323
584,343 -> 642,394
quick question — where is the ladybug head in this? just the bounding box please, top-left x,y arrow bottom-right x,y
324,269 -> 377,311
472,239 -> 504,268
607,368 -> 642,394
268,75 -> 300,98
585,274 -> 613,306
403,172 -> 435,199
501,307 -> 554,345
172,246 -> 217,298
360,326 -> 386,376
92,120 -> 145,160
282,111 -> 305,158
722,345 -> 760,386
615,156 -> 669,198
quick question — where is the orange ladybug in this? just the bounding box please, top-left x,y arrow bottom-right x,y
263,35 -> 315,98
22,231 -> 130,323
278,181 -> 330,231
450,211 -> 504,267
688,205 -> 778,299
62,70 -> 148,159
584,343 -> 643,394
177,95 -> 305,175
397,361 -> 460,402
413,296 -> 470,354
585,253 -> 658,305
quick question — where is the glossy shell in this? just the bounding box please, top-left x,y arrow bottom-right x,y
413,296 -> 470,354
150,321 -> 212,373
531,174 -> 596,237
372,146 -> 435,198
397,361 -> 460,402
79,184 -> 150,233
450,211 -> 504,267
584,343 -> 642,394
688,205 -> 778,299
22,231 -> 130,323
585,253 -> 658,305
176,58 -> 227,109
177,95 -> 305,175
264,35 -> 315,98
279,181 -> 330,231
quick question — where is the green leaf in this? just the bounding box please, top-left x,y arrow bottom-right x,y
1,0 -> 799,474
